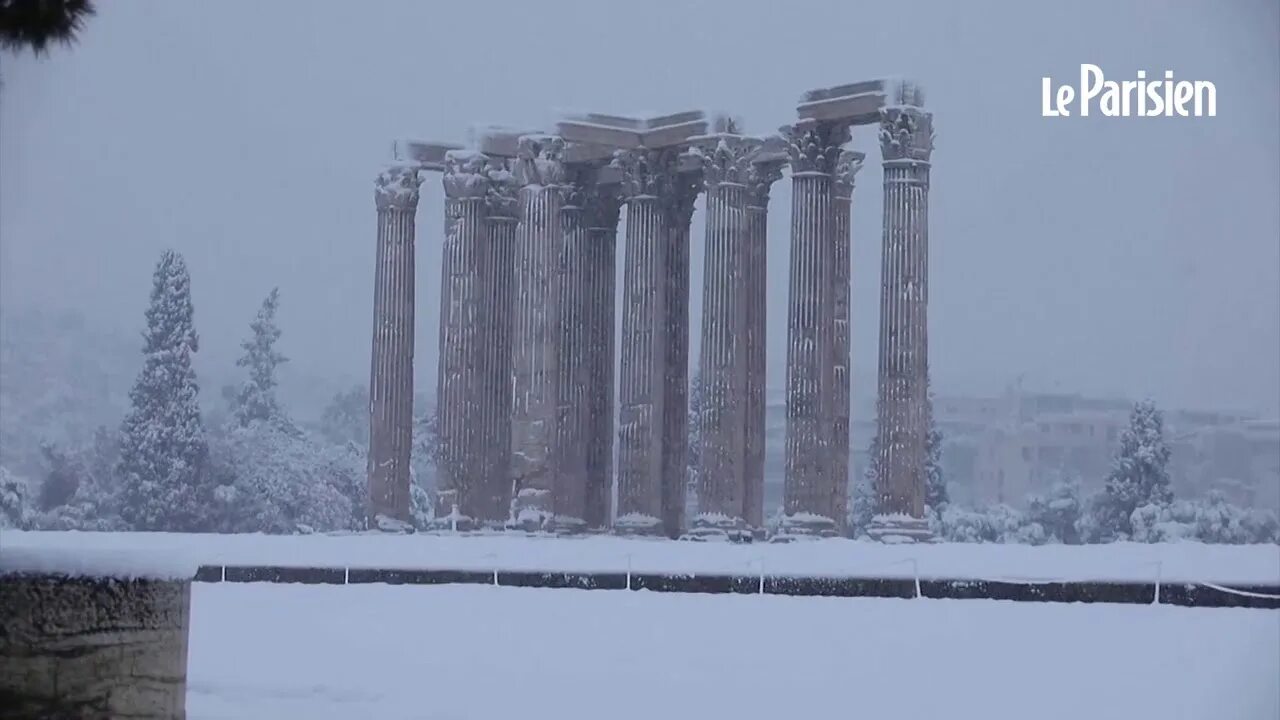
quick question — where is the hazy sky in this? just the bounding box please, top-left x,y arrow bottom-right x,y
2,0 -> 1277,417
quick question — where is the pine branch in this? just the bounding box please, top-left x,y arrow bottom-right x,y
0,0 -> 96,55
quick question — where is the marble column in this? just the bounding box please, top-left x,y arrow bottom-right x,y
509,135 -> 566,530
743,159 -> 784,533
831,150 -> 865,535
691,137 -> 758,537
435,150 -> 490,525
368,162 -> 422,526
549,164 -> 598,532
779,121 -> 849,537
584,188 -> 621,530
482,157 -> 519,524
661,173 -> 699,538
869,105 -> 935,543
613,147 -> 680,535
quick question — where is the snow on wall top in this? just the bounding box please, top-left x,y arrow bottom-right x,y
0,545 -> 198,581
3,531 -> 1277,585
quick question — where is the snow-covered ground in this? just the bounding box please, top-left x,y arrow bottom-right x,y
187,583 -> 1280,720
4,530 -> 1279,584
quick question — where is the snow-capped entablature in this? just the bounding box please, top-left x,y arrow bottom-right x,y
399,140 -> 464,172
556,110 -> 708,150
471,126 -> 545,158
796,78 -> 924,125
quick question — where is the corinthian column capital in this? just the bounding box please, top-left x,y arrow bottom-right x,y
514,134 -> 567,187
611,147 -> 681,200
441,150 -> 489,200
374,163 -> 423,211
832,150 -> 867,196
879,106 -> 935,163
584,184 -> 622,231
484,156 -> 520,219
561,163 -> 602,211
693,135 -> 761,190
780,120 -> 850,175
668,171 -> 700,228
745,159 -> 785,209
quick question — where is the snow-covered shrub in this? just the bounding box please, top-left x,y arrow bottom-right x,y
1027,480 -> 1083,544
1127,492 -> 1279,544
207,419 -> 359,534
0,466 -> 35,529
936,503 -> 1045,544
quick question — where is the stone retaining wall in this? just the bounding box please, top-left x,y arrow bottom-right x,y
192,564 -> 1280,609
0,573 -> 191,719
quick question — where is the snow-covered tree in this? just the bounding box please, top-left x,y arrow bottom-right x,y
116,250 -> 210,531
924,426 -> 947,513
231,288 -> 287,426
686,371 -> 705,497
1027,478 -> 1083,544
1081,400 -> 1172,542
0,466 -> 34,529
36,442 -> 83,511
923,382 -> 948,515
207,421 -> 362,534
320,385 -> 369,447
847,434 -> 878,538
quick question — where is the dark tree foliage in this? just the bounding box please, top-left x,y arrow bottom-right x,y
0,0 -> 95,55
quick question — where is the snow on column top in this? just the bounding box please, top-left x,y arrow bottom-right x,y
0,545 -> 198,581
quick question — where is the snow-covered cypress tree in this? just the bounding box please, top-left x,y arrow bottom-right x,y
232,288 -> 287,426
847,434 -> 878,537
923,382 -> 948,513
116,250 -> 209,531
686,370 -> 705,500
1086,400 -> 1173,541
924,428 -> 947,511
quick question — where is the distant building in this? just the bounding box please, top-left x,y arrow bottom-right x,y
755,384 -> 1280,518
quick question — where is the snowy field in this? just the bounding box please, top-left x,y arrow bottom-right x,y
186,583 -> 1280,720
4,530 -> 1279,584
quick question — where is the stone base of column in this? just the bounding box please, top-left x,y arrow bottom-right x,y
613,513 -> 665,537
769,512 -> 840,541
683,513 -> 754,542
505,488 -> 553,532
1,554 -> 192,720
372,514 -> 417,533
866,514 -> 934,544
543,516 -> 589,536
428,490 -> 477,532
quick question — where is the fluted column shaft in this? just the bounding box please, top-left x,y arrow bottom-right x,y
695,180 -> 749,523
482,163 -> 519,523
743,161 -> 782,530
874,107 -> 934,530
661,179 -> 698,537
830,152 -> 863,534
551,193 -> 592,529
434,152 -> 493,522
615,195 -> 668,530
368,163 -> 422,525
584,195 -> 621,530
783,171 -> 835,521
509,136 -> 566,525
689,134 -> 762,534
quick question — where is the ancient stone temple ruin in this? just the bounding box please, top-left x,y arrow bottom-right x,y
366,79 -> 935,542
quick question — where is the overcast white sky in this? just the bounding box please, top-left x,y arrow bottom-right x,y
1,0 -> 1277,417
